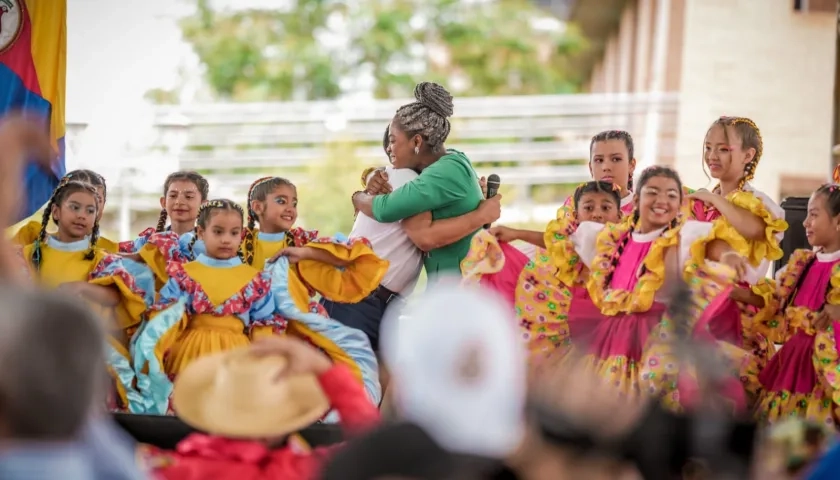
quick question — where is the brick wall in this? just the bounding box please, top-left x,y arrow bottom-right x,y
673,0 -> 835,201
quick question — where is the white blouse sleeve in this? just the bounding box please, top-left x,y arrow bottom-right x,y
677,220 -> 714,269
571,221 -> 605,268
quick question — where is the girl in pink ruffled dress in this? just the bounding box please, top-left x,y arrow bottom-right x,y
751,179 -> 840,425
568,166 -> 749,400
684,116 -> 787,349
461,181 -> 623,365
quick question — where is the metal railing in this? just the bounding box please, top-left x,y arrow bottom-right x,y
67,92 -> 679,229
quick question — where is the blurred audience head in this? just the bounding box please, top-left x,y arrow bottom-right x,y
0,285 -> 105,442
381,280 -> 527,461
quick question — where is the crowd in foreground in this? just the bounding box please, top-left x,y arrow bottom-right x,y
2,78 -> 840,478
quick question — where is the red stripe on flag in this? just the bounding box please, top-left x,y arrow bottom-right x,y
0,1 -> 42,96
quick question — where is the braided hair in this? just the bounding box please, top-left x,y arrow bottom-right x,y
603,166 -> 683,287
65,169 -> 107,204
242,176 -> 296,265
31,179 -> 101,270
573,180 -> 622,210
187,199 -> 245,258
156,171 -> 210,232
705,116 -> 763,192
392,82 -> 454,154
589,130 -> 636,192
382,124 -> 390,159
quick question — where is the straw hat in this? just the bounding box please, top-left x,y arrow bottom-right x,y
172,347 -> 330,438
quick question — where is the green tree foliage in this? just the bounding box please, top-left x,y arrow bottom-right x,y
351,0 -> 586,98
175,0 -> 584,102
296,140 -> 367,236
179,0 -> 343,101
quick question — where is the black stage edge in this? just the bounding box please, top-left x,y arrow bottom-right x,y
776,196 -> 808,273
113,413 -> 345,449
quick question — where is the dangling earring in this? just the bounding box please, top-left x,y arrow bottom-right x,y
414,146 -> 420,155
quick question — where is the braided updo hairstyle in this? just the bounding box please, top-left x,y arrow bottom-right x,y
31,179 -> 101,270
187,199 -> 245,258
392,82 -> 454,154
589,130 -> 636,192
242,176 -> 296,265
602,166 -> 684,287
156,171 -> 210,232
705,116 -> 763,192
382,124 -> 390,158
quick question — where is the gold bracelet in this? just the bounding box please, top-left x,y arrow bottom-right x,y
351,190 -> 364,217
361,167 -> 377,188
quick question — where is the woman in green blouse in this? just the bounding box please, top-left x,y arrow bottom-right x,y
352,82 -> 498,277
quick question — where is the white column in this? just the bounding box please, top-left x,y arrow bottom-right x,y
640,0 -> 671,170
617,6 -> 635,93
603,37 -> 618,93
632,0 -> 653,92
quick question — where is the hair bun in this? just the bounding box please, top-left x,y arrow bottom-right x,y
413,82 -> 454,118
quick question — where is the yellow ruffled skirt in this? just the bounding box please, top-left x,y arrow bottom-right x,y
164,314 -> 251,376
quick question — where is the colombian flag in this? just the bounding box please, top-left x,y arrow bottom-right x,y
0,0 -> 66,224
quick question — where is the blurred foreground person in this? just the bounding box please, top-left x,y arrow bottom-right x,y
0,286 -> 145,479
323,280 -> 527,479
141,336 -> 380,480
752,419 -> 834,480
0,114 -> 54,284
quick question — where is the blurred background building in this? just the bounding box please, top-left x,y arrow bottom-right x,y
64,0 -> 837,240
542,0 -> 836,199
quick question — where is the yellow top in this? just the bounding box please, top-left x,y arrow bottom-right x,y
11,220 -> 120,253
246,228 -> 389,309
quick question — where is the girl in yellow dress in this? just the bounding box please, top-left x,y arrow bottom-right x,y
119,171 -> 210,290
131,199 -> 288,414
21,178 -> 156,412
243,176 -> 389,406
11,169 -> 121,253
119,171 -> 209,254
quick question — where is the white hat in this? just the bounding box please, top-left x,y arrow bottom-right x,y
380,277 -> 526,459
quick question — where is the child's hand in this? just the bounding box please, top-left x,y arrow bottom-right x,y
250,336 -> 332,376
687,189 -> 719,206
269,246 -> 310,264
487,225 -> 518,243
815,304 -> 840,330
812,310 -> 833,331
719,251 -> 747,280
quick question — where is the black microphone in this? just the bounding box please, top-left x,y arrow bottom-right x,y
484,174 -> 500,229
